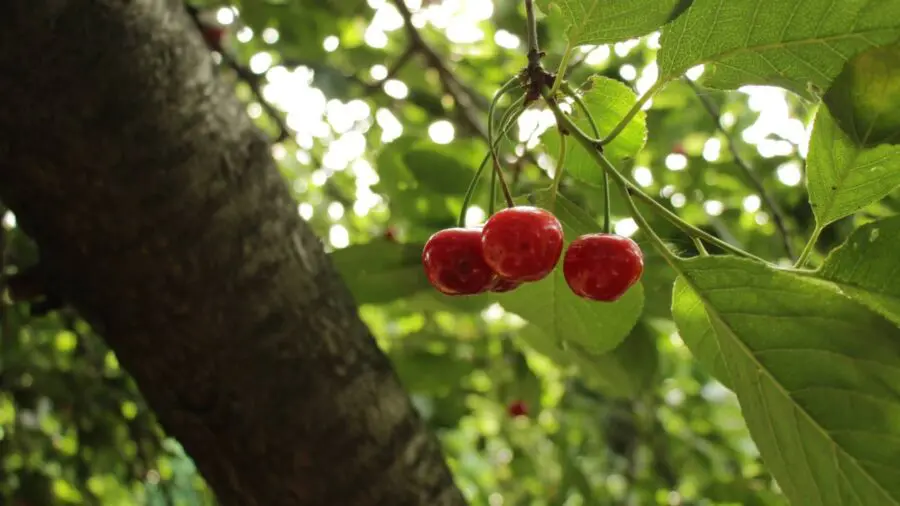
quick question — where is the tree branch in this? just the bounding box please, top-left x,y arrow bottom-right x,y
684,78 -> 796,260
390,0 -> 489,140
185,4 -> 292,144
0,2 -> 466,505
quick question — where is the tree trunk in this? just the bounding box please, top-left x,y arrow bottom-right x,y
0,2 -> 466,505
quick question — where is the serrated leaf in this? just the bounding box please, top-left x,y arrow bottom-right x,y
543,76 -> 647,186
330,239 -> 429,304
404,149 -> 474,194
676,255 -> 900,506
672,277 -> 733,389
537,0 -> 685,45
824,43 -> 900,147
819,215 -> 900,325
658,0 -> 900,98
493,190 -> 643,354
806,107 -> 900,227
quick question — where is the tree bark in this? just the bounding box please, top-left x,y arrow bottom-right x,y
0,2 -> 466,505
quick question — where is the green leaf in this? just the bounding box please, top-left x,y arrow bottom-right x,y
658,0 -> 900,98
823,43 -> 900,147
819,215 -> 900,325
676,255 -> 900,506
537,0 -> 685,46
806,107 -> 900,227
672,277 -> 733,389
572,322 -> 660,398
543,76 -> 647,187
404,149 -> 474,195
494,190 -> 643,354
520,323 -> 659,398
374,137 -> 417,192
392,345 -> 473,396
329,239 -> 429,304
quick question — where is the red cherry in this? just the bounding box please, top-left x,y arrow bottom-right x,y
507,400 -> 528,418
202,26 -> 226,48
422,228 -> 495,296
563,234 -> 643,302
384,226 -> 397,242
481,206 -> 564,282
489,277 -> 522,293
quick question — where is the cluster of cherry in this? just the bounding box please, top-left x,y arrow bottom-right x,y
422,206 -> 643,302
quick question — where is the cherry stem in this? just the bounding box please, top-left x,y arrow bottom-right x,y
550,40 -> 573,95
600,79 -> 665,146
561,82 -> 610,234
543,88 -> 766,263
489,77 -> 524,163
488,77 -> 522,211
550,99 -> 680,267
490,94 -> 527,214
492,150 -> 516,210
488,159 -> 498,215
458,100 -> 525,227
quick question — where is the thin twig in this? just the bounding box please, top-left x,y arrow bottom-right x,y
185,3 -> 291,143
390,0 -> 488,140
523,0 -> 553,103
365,44 -> 416,91
525,0 -> 541,68
390,0 -> 545,183
684,78 -> 796,260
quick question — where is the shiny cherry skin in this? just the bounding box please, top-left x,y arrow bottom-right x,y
481,206 -> 564,282
489,277 -> 522,293
422,228 -> 496,295
507,400 -> 528,418
563,233 -> 643,302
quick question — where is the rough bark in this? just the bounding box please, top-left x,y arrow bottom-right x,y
0,2 -> 466,505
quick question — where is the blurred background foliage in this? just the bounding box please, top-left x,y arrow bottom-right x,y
4,0 -> 897,505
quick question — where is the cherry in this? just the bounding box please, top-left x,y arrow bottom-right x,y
489,277 -> 522,293
422,228 -> 495,296
202,26 -> 226,49
507,400 -> 528,418
563,233 -> 643,302
384,226 -> 398,242
481,206 -> 564,282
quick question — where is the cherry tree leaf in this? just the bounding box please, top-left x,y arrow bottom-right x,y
676,255 -> 900,506
806,107 -> 900,227
824,43 -> 900,147
542,76 -> 647,187
537,0 -> 686,46
493,190 -> 643,354
672,277 -> 733,389
330,239 -> 430,304
519,323 -> 659,399
330,240 -> 429,303
404,149 -> 474,194
819,215 -> 900,326
658,0 -> 900,98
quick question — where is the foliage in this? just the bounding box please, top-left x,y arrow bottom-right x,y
4,0 -> 900,505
